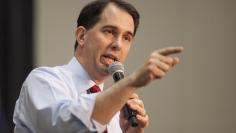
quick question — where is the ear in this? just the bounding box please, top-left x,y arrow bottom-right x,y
75,26 -> 87,47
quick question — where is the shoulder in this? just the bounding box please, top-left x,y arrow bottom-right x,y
31,66 -> 61,79
20,66 -> 71,96
24,66 -> 66,86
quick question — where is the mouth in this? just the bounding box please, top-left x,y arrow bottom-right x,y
101,54 -> 118,66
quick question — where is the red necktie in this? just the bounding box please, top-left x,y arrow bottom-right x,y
88,85 -> 108,133
88,85 -> 101,93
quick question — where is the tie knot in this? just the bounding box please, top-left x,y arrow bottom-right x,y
88,85 -> 101,93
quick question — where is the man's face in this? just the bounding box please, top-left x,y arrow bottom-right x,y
76,3 -> 134,81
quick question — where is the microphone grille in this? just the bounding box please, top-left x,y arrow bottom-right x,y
108,61 -> 124,75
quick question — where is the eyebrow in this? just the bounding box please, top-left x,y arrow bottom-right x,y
102,25 -> 134,37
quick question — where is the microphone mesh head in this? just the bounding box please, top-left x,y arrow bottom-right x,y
108,61 -> 124,75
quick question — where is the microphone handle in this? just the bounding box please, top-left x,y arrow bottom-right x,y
125,104 -> 138,127
113,72 -> 138,127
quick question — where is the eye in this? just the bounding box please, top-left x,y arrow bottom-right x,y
123,35 -> 132,42
103,29 -> 114,35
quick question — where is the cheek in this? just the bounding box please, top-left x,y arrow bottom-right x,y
88,32 -> 110,49
121,45 -> 131,61
85,34 -> 102,51
87,35 -> 107,59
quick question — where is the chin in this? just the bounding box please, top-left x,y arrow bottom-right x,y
101,66 -> 109,75
96,63 -> 109,75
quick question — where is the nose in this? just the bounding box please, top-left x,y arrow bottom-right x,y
111,37 -> 122,51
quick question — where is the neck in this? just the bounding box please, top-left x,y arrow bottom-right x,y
74,55 -> 108,85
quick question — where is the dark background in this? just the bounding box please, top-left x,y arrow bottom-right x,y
0,0 -> 33,132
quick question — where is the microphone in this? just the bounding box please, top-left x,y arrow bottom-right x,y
108,61 -> 138,127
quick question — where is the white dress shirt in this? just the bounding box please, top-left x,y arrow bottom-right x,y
13,57 -> 122,133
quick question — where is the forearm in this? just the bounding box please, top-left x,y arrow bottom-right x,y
92,75 -> 136,125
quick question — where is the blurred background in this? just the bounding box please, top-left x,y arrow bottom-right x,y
0,0 -> 236,133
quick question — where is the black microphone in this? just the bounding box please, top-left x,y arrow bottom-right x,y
108,61 -> 138,127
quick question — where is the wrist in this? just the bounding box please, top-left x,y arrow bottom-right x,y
125,74 -> 138,89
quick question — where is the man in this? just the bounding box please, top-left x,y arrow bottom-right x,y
13,0 -> 183,133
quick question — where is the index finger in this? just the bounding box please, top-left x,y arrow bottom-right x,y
157,46 -> 184,56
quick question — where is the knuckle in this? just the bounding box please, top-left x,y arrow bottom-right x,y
150,52 -> 156,57
169,58 -> 174,64
147,58 -> 155,65
139,100 -> 144,105
164,57 -> 172,64
147,65 -> 154,72
161,71 -> 166,77
150,52 -> 161,59
165,65 -> 171,71
148,73 -> 154,80
162,73 -> 166,77
131,93 -> 139,99
126,100 -> 132,105
157,71 -> 165,78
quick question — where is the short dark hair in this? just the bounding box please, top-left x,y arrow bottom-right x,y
74,0 -> 140,51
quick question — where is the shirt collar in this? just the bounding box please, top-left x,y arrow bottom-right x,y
67,57 -> 104,93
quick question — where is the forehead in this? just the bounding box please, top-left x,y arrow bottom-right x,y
96,3 -> 134,34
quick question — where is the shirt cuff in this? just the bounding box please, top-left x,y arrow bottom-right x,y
92,119 -> 107,133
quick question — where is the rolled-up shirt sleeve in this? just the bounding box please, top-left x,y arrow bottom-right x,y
13,69 -> 106,133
